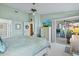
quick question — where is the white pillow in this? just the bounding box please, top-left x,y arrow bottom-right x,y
0,41 -> 6,53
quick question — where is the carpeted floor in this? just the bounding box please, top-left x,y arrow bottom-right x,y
56,37 -> 67,45
47,43 -> 71,56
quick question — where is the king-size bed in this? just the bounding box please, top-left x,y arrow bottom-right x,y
0,36 -> 50,56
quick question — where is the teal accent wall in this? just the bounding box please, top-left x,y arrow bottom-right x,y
11,21 -> 24,37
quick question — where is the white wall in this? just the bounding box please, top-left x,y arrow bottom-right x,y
0,18 -> 30,38
11,20 -> 24,37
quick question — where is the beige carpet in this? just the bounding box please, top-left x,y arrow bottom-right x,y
56,37 -> 67,45
47,43 -> 71,56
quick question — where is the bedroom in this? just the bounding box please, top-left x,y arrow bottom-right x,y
0,3 -> 51,56
0,3 -> 79,56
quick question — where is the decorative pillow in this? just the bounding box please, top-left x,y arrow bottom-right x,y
0,37 -> 6,53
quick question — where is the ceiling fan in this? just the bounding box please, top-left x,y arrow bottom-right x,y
30,3 -> 37,15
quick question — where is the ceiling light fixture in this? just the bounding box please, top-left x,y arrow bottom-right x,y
31,3 -> 37,15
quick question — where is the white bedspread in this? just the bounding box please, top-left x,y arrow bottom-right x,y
0,36 -> 49,56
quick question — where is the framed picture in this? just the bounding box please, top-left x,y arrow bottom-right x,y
25,25 -> 29,29
15,24 -> 21,30
24,22 -> 30,36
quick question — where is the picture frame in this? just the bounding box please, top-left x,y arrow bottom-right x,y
25,25 -> 29,29
15,24 -> 21,30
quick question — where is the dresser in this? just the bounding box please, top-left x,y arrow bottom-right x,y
41,27 -> 52,43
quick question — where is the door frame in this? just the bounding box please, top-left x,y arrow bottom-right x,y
52,15 -> 79,43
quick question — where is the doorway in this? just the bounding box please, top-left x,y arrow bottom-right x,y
56,20 -> 67,45
56,19 -> 79,45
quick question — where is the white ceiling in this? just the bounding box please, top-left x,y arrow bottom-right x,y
3,3 -> 79,14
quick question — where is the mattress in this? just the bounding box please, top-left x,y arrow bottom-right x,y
0,36 -> 49,56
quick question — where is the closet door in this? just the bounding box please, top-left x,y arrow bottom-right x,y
0,18 -> 12,38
